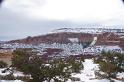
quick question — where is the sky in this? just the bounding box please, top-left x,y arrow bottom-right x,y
0,0 -> 124,41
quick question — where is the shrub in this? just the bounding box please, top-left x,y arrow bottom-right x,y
0,61 -> 7,68
94,51 -> 124,80
12,49 -> 84,82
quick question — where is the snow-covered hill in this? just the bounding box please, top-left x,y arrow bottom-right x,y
0,28 -> 124,58
51,28 -> 124,35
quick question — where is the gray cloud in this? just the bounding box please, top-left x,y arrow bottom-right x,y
0,8 -> 122,41
0,8 -> 89,41
0,0 -> 124,41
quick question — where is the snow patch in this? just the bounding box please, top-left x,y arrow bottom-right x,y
68,38 -> 79,43
0,80 -> 23,82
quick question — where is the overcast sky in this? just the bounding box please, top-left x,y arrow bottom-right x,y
0,0 -> 124,41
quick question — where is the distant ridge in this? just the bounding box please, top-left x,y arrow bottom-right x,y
51,27 -> 124,36
0,41 -> 5,43
3,27 -> 123,48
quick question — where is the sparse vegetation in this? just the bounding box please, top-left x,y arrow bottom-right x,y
94,51 -> 124,80
0,61 -> 7,68
0,75 -> 30,81
11,49 -> 84,82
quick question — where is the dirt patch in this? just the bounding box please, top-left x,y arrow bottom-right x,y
0,52 -> 13,66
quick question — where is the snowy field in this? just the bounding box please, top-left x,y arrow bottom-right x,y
0,59 -> 124,82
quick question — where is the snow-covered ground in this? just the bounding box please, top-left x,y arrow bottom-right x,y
68,59 -> 124,82
0,68 -> 25,82
0,42 -> 123,56
0,68 -> 24,77
0,80 -> 23,82
0,59 -> 124,82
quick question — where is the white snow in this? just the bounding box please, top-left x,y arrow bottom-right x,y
103,45 -> 123,53
0,80 -> 23,82
0,68 -> 10,76
117,72 -> 124,79
90,37 -> 97,46
83,45 -> 123,54
69,59 -> 100,82
68,38 -> 79,43
0,69 -> 25,82
51,28 -> 124,36
0,42 -> 123,56
68,59 -> 124,82
0,68 -> 24,77
0,59 -> 124,82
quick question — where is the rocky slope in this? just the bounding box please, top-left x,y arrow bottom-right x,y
0,28 -> 124,59
6,31 -> 124,48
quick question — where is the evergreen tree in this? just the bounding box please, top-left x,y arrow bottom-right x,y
12,49 -> 84,82
94,51 -> 124,79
